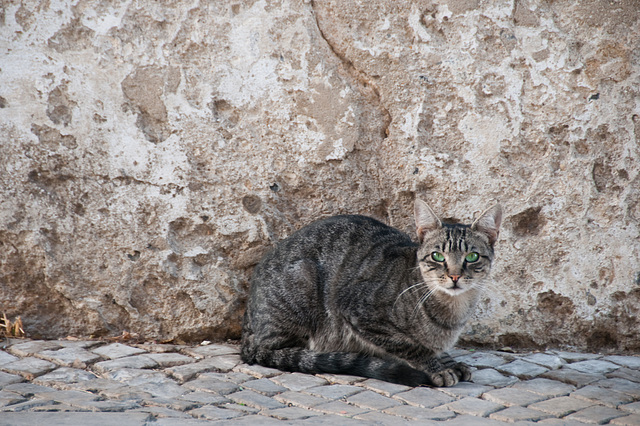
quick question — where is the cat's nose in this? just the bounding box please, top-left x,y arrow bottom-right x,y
449,274 -> 461,284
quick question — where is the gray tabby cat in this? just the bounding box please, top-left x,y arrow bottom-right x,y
241,200 -> 502,387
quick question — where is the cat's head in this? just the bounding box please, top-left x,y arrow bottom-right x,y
414,200 -> 502,296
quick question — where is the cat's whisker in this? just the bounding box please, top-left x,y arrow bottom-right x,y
393,281 -> 433,311
411,287 -> 438,318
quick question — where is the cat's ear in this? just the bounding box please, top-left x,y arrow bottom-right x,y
414,199 -> 442,242
471,204 -> 502,246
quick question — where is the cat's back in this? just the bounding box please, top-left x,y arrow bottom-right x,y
249,214 -> 417,296
261,214 -> 414,265
245,214 -> 417,333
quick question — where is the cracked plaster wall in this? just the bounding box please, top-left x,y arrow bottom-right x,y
0,0 -> 639,351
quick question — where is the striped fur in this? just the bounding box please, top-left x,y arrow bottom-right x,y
241,200 -> 501,387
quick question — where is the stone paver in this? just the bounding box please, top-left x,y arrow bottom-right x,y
181,344 -> 239,359
571,384 -> 635,408
608,367 -> 640,383
241,377 -> 288,396
393,386 -> 455,408
236,363 -> 282,378
510,377 -> 575,397
0,371 -> 25,387
528,395 -> 595,417
621,400 -> 640,414
542,367 -> 604,386
166,356 -> 240,382
0,357 -> 57,379
603,355 -> 640,369
357,378 -> 411,396
7,341 -> 62,357
0,412 -> 152,425
346,389 -> 404,410
0,352 -> 18,366
146,352 -> 194,367
354,410 -> 422,424
270,372 -> 328,391
438,381 -> 493,398
455,352 -> 508,368
273,390 -> 328,408
497,359 -> 549,379
565,404 -> 628,424
181,374 -> 241,395
188,405 -> 244,420
92,343 -> 146,360
565,359 -> 621,375
37,347 -> 102,367
0,339 -> 637,424
439,396 -> 505,417
313,400 -> 369,416
611,414 -> 640,425
521,353 -> 566,370
267,406 -> 324,420
596,378 -> 640,398
303,384 -> 363,400
383,404 -> 456,421
226,389 -> 286,410
552,351 -> 603,362
471,367 -> 519,387
34,366 -> 98,386
482,387 -> 549,406
93,355 -> 158,373
489,405 -> 552,422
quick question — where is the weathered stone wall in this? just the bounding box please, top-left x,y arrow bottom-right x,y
1,0 -> 639,351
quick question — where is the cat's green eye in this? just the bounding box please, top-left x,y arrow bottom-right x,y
431,252 -> 445,262
465,252 -> 480,263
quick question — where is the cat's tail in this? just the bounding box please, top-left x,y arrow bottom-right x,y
241,345 -> 431,387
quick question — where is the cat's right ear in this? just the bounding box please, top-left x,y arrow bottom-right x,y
414,199 -> 442,243
471,204 -> 502,246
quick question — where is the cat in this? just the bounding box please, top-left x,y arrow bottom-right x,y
241,199 -> 502,387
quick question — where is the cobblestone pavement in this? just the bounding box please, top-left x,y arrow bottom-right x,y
1,339 -> 639,425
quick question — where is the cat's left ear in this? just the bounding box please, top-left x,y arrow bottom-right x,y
471,204 -> 502,246
415,199 -> 442,243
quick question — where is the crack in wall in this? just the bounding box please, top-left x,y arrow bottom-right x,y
309,1 -> 392,138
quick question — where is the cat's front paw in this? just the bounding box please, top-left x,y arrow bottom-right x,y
426,363 -> 471,387
451,362 -> 472,382
426,369 -> 460,387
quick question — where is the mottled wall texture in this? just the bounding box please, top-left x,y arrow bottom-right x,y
1,0 -> 639,351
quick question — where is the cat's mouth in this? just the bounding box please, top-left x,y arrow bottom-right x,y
440,282 -> 468,296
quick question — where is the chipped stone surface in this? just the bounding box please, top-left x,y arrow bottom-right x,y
565,404 -> 628,424
92,344 -> 146,360
34,367 -> 98,385
0,341 -> 638,424
521,353 -> 566,370
440,396 -> 505,417
528,396 -> 595,417
37,347 -> 102,367
456,352 -> 508,369
511,377 -> 575,397
92,355 -> 158,374
497,359 -> 549,379
565,359 -> 621,375
471,368 -> 519,387
489,405 -> 551,423
0,357 -> 57,380
0,1 -> 639,351
483,388 -> 548,407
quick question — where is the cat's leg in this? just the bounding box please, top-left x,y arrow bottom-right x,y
250,342 -> 433,387
373,343 -> 468,387
350,336 -> 462,387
